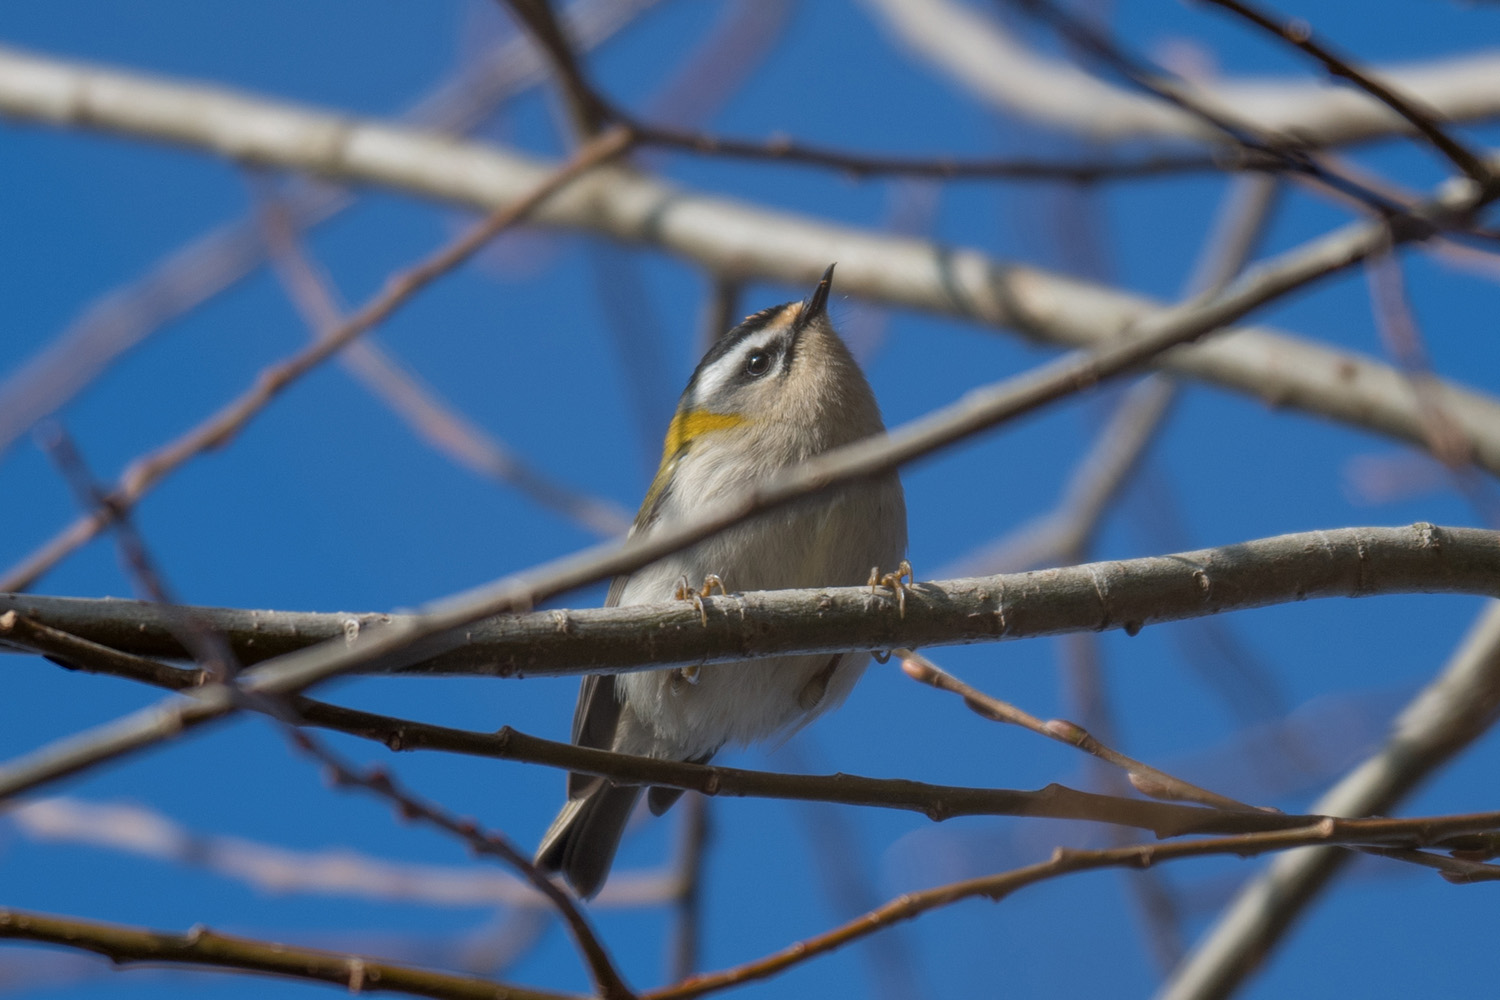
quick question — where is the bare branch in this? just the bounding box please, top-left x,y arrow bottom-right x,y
1003,0 -> 1416,219
5,524 -> 1495,679
500,0 -> 614,136
628,120 -> 1242,180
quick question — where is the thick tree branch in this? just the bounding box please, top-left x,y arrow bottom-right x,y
4,525 -> 1495,678
4,46 -> 1500,477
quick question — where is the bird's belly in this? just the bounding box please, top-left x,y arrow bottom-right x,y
611,470 -> 903,761
615,651 -> 869,760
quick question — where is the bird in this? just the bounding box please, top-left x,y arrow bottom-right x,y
535,264 -> 908,898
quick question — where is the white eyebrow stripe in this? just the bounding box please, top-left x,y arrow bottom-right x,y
693,325 -> 791,402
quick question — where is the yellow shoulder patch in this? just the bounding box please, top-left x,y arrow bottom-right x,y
662,409 -> 745,460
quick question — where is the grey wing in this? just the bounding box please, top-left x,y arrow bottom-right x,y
566,673 -> 622,798
563,572 -> 631,797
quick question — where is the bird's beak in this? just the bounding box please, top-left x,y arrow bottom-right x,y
797,263 -> 836,325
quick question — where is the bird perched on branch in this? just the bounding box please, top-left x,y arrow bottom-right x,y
536,264 -> 908,898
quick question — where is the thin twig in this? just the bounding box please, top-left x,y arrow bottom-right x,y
0,621 -> 1338,835
501,0 -> 614,136
32,422 -> 238,681
628,121 -> 1243,180
900,651 -> 1261,812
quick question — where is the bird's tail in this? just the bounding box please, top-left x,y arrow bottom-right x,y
534,781 -> 641,899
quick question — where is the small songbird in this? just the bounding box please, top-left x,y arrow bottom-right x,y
535,264 -> 908,898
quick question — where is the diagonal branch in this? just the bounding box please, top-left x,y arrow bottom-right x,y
501,0 -> 615,135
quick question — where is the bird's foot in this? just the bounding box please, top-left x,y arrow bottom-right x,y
868,559 -> 914,618
674,573 -> 727,626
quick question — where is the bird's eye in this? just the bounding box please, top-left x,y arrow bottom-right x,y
745,350 -> 771,377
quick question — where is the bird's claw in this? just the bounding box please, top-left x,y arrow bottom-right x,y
674,573 -> 727,626
868,559 -> 914,618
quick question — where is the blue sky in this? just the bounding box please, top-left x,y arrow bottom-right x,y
3,1 -> 1500,997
